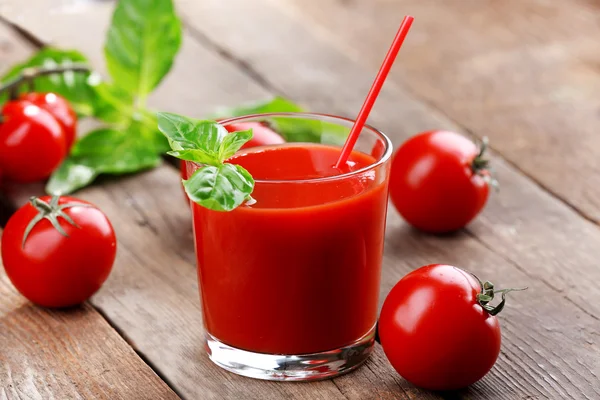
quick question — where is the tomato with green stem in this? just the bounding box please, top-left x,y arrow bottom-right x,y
0,100 -> 68,183
389,131 -> 494,233
1,196 -> 117,308
379,264 -> 525,391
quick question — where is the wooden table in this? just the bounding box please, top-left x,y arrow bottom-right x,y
1,1 -> 599,398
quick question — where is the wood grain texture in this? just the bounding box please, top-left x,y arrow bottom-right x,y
267,0 -> 600,225
0,226 -> 179,399
1,0 -> 600,399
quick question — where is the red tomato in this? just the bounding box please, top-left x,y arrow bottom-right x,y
0,100 -> 67,183
21,92 -> 77,150
1,196 -> 117,308
371,140 -> 386,160
389,131 -> 491,233
379,264 -> 501,390
224,121 -> 285,149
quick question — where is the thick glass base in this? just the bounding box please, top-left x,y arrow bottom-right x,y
205,326 -> 376,381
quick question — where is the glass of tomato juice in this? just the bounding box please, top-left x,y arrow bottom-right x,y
186,113 -> 392,381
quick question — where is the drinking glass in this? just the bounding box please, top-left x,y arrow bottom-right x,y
186,113 -> 392,381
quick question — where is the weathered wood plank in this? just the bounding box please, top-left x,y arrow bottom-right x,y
0,225 -> 179,399
268,0 -> 600,224
0,3 -> 434,399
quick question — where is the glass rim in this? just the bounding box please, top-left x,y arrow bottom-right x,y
216,112 -> 393,184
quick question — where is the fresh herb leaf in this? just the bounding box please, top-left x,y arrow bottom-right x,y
157,112 -> 255,211
157,112 -> 234,166
105,0 -> 182,102
91,81 -> 134,123
131,110 -> 170,153
46,160 -> 99,196
219,129 -> 252,160
166,149 -> 221,166
157,112 -> 228,152
0,48 -> 98,116
46,124 -> 162,194
70,127 -> 160,173
156,112 -> 201,147
40,0 -> 183,194
183,164 -> 254,212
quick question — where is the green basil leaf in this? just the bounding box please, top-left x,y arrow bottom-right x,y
46,125 -> 162,194
91,82 -> 135,123
74,127 -> 161,173
183,164 -> 254,211
157,112 -> 201,147
131,110 -> 170,153
46,160 -> 99,195
186,117 -> 227,152
167,150 -> 221,166
0,48 -> 97,116
219,129 -> 252,160
104,0 -> 182,101
157,112 -> 228,164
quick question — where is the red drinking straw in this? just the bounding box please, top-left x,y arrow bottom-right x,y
335,15 -> 414,168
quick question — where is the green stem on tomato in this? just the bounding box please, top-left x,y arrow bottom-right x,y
22,196 -> 92,249
470,272 -> 528,316
471,136 -> 499,191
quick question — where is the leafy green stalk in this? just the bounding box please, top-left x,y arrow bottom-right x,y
0,0 -> 345,195
44,0 -> 182,194
157,112 -> 254,211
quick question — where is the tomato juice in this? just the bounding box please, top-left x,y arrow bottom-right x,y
189,143 -> 390,355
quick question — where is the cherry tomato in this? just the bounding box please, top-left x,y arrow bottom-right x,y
371,140 -> 386,160
379,264 -> 501,390
0,100 -> 67,183
389,131 -> 491,233
1,196 -> 117,308
21,92 -> 77,150
225,121 -> 285,149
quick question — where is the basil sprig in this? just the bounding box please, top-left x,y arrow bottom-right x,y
0,0 -> 346,195
47,0 -> 181,194
157,113 -> 255,211
0,0 -> 182,195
